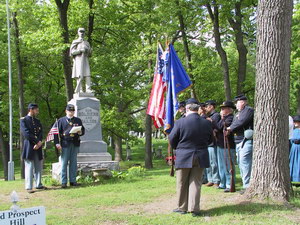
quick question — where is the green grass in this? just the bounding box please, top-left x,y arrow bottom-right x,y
1,139 -> 300,224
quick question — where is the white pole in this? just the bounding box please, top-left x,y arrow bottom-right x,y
6,0 -> 14,181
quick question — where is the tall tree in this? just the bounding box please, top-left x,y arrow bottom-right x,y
55,0 -> 73,101
145,38 -> 153,169
175,0 -> 197,99
87,0 -> 94,47
0,128 -> 9,180
247,0 -> 293,201
206,2 -> 232,100
227,1 -> 248,95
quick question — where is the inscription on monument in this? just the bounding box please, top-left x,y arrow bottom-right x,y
78,107 -> 99,131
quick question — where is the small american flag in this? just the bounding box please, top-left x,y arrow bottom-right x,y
147,43 -> 167,128
46,120 -> 59,142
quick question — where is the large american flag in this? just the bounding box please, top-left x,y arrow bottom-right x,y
147,43 -> 166,128
46,121 -> 59,142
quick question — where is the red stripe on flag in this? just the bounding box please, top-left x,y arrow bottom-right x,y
147,44 -> 166,128
46,125 -> 59,142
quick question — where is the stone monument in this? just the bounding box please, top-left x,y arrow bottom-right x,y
68,28 -> 118,171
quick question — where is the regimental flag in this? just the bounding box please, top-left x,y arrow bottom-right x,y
164,44 -> 192,133
46,120 -> 59,142
147,43 -> 167,128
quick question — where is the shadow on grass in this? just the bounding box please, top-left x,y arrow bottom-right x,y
202,202 -> 293,217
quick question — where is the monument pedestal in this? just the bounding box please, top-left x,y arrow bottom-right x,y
69,94 -> 119,171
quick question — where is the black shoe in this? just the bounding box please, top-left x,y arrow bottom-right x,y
70,182 -> 80,187
224,188 -> 230,193
192,212 -> 201,217
26,189 -> 35,194
36,186 -> 47,190
61,184 -> 67,189
173,208 -> 187,214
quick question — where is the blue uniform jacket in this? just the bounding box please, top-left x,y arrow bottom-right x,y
54,116 -> 85,148
230,105 -> 254,143
20,115 -> 43,160
169,113 -> 213,169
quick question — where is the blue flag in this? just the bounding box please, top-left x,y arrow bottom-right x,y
163,44 -> 192,133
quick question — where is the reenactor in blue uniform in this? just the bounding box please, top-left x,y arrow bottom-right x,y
54,104 -> 85,188
212,101 -> 236,192
205,100 -> 221,187
169,98 -> 213,217
20,103 -> 45,193
226,95 -> 254,192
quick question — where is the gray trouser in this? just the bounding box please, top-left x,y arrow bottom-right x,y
24,153 -> 43,190
176,157 -> 204,212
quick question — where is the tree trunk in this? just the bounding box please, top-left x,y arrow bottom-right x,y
12,12 -> 26,179
206,3 -> 232,100
175,0 -> 197,99
246,0 -> 293,202
228,1 -> 248,95
55,0 -> 73,101
145,114 -> 153,169
144,37 -> 153,169
87,0 -> 94,47
114,135 -> 123,162
0,128 -> 9,180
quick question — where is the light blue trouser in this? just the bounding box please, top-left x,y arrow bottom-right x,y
236,140 -> 253,189
61,143 -> 79,184
217,147 -> 236,189
24,153 -> 43,190
206,146 -> 220,183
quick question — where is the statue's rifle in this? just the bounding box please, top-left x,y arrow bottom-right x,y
74,44 -> 85,93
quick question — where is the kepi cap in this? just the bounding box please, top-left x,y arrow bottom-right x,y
293,115 -> 300,122
234,94 -> 248,102
179,101 -> 186,108
205,100 -> 216,106
78,27 -> 85,33
66,104 -> 75,111
28,103 -> 38,110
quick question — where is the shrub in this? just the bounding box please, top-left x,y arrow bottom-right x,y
127,166 -> 146,178
43,175 -> 60,186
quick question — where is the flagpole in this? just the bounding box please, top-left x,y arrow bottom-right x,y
6,0 -> 14,181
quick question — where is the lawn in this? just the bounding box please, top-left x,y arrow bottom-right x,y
0,139 -> 300,225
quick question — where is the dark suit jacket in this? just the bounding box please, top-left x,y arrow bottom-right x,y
169,113 -> 213,169
20,115 -> 43,160
54,116 -> 85,147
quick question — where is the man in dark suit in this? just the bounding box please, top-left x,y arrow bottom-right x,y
20,103 -> 45,193
54,104 -> 85,188
169,98 -> 213,217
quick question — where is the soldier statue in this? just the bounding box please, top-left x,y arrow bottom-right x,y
70,28 -> 92,93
